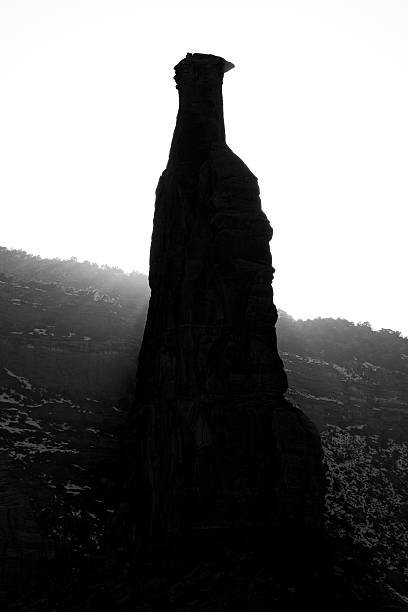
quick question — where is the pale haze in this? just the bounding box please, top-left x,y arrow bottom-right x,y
1,1 -> 407,335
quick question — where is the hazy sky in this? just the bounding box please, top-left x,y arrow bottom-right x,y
1,0 -> 407,334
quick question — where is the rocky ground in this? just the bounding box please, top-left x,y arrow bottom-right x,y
2,345 -> 407,610
0,365 -> 125,601
282,348 -> 408,607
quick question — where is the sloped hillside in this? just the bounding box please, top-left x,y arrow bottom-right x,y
1,248 -> 408,608
0,249 -> 149,601
0,248 -> 149,398
277,312 -> 408,603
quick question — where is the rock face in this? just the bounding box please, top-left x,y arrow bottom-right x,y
132,53 -> 325,545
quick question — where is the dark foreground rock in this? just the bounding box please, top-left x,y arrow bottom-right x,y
8,531 -> 407,611
125,53 -> 325,550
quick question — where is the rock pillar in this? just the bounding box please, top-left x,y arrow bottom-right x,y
131,53 -> 325,545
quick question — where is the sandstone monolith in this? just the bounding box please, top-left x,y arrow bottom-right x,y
130,53 -> 325,548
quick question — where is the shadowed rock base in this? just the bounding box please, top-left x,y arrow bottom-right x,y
128,53 -> 325,551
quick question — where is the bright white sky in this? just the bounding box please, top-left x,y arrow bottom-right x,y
1,0 -> 407,334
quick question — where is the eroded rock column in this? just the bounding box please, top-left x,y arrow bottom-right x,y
131,53 -> 325,544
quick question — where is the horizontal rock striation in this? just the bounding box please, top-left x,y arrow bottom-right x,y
131,53 -> 325,546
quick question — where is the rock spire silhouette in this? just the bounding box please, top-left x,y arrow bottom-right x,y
131,52 -> 325,545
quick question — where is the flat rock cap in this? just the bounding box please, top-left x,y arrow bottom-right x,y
174,53 -> 235,75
